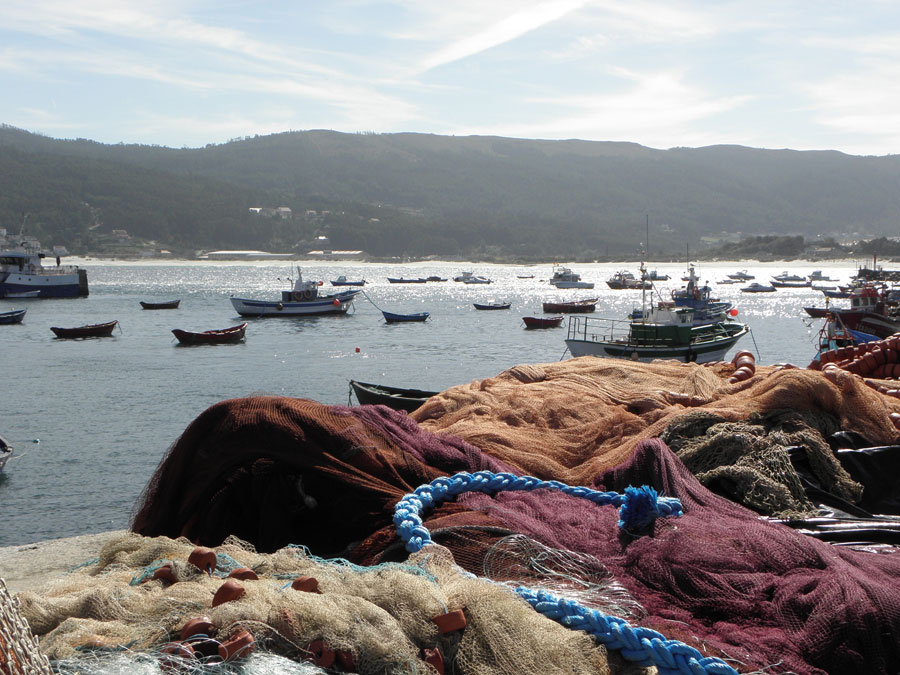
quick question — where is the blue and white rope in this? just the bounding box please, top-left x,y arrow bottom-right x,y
393,471 -> 738,675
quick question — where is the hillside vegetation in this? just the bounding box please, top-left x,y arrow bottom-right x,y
1,125 -> 898,259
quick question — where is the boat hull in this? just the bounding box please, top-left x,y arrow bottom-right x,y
0,270 -> 85,298
383,311 -> 429,323
231,291 -> 358,316
542,300 -> 597,313
51,321 -> 118,339
349,380 -> 438,412
523,316 -> 563,328
566,331 -> 746,363
173,323 -> 247,345
0,309 -> 26,325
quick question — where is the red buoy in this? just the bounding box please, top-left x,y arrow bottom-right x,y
218,630 -> 255,661
152,563 -> 177,584
291,576 -> 321,593
188,547 -> 217,575
212,579 -> 245,607
228,567 -> 258,581
431,609 -> 467,633
306,639 -> 335,668
179,617 -> 215,641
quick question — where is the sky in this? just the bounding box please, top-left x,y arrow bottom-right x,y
2,1 -> 899,155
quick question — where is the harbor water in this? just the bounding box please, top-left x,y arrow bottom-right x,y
0,259 -> 868,546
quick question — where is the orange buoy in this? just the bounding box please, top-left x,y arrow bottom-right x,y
355,347 -> 360,353
306,639 -> 335,668
333,298 -> 340,306
291,576 -> 321,593
431,609 -> 467,634
423,647 -> 445,674
188,547 -> 217,575
152,563 -> 177,583
179,617 -> 215,641
212,579 -> 245,607
228,567 -> 259,581
218,630 -> 255,661
159,641 -> 196,672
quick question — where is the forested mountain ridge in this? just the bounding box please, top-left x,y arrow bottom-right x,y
1,124 -> 898,259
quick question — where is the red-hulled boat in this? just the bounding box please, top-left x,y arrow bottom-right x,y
541,298 -> 597,313
172,323 -> 247,345
804,285 -> 900,339
523,316 -> 564,329
51,320 -> 118,339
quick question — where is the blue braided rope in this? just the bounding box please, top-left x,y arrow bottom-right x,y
517,589 -> 737,675
393,471 -> 737,675
393,470 -> 683,553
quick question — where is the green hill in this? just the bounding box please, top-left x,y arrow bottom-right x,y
1,124 -> 898,259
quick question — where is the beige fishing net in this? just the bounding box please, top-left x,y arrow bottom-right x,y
13,532 -> 648,674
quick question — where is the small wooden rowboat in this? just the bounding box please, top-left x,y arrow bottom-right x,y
172,323 -> 247,345
140,299 -> 181,310
51,320 -> 118,339
349,380 -> 439,413
383,310 -> 429,323
542,298 -> 597,314
0,309 -> 26,325
473,302 -> 511,310
523,316 -> 563,329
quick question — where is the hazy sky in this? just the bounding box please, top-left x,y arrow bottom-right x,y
2,1 -> 899,155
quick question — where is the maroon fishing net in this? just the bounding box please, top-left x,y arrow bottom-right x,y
132,396 -> 900,675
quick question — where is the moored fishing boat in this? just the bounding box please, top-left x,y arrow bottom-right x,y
387,277 -> 427,284
631,264 -> 733,325
383,310 -> 429,323
349,379 -> 439,412
140,299 -> 181,310
50,320 -> 118,339
0,308 -> 26,324
523,315 -> 563,328
549,264 -> 594,289
565,307 -> 748,363
542,298 -> 597,313
473,302 -> 511,310
0,238 -> 88,298
331,276 -> 365,286
741,282 -> 776,293
804,284 -> 900,338
230,268 -> 359,317
606,270 -> 650,290
172,323 -> 247,345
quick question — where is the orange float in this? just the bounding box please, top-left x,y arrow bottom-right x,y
152,563 -> 177,583
228,567 -> 258,581
179,616 -> 215,641
306,639 -> 335,668
423,647 -> 445,674
212,579 -> 245,607
188,547 -> 217,575
218,630 -> 255,661
291,576 -> 321,593
431,609 -> 467,634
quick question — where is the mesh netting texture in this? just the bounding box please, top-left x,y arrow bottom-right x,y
123,367 -> 900,675
16,533 -> 615,675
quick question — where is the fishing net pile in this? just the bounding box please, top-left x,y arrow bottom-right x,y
119,381 -> 900,675
15,532 -> 618,674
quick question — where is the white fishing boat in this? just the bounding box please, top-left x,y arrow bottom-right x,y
549,264 -> 594,289
0,238 -> 88,298
230,268 -> 360,317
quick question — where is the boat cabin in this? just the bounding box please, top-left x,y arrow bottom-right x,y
282,268 -> 322,302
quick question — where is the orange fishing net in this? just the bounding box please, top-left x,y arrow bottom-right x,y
411,356 -> 900,487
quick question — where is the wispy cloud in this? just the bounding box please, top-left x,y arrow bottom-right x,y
418,0 -> 590,72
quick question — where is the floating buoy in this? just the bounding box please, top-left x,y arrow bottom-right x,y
212,579 -> 245,607
152,563 -> 177,584
728,308 -> 738,317
188,547 -> 217,575
218,630 -> 255,661
333,298 -> 340,306
291,576 -> 321,593
228,567 -> 258,581
179,616 -> 215,641
355,347 -> 360,353
431,609 -> 467,634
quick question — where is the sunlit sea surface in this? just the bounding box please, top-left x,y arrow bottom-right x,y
0,259 -> 871,545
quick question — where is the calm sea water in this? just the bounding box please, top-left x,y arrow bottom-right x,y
0,259 -> 863,545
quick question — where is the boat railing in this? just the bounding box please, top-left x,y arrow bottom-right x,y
567,315 -> 631,343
